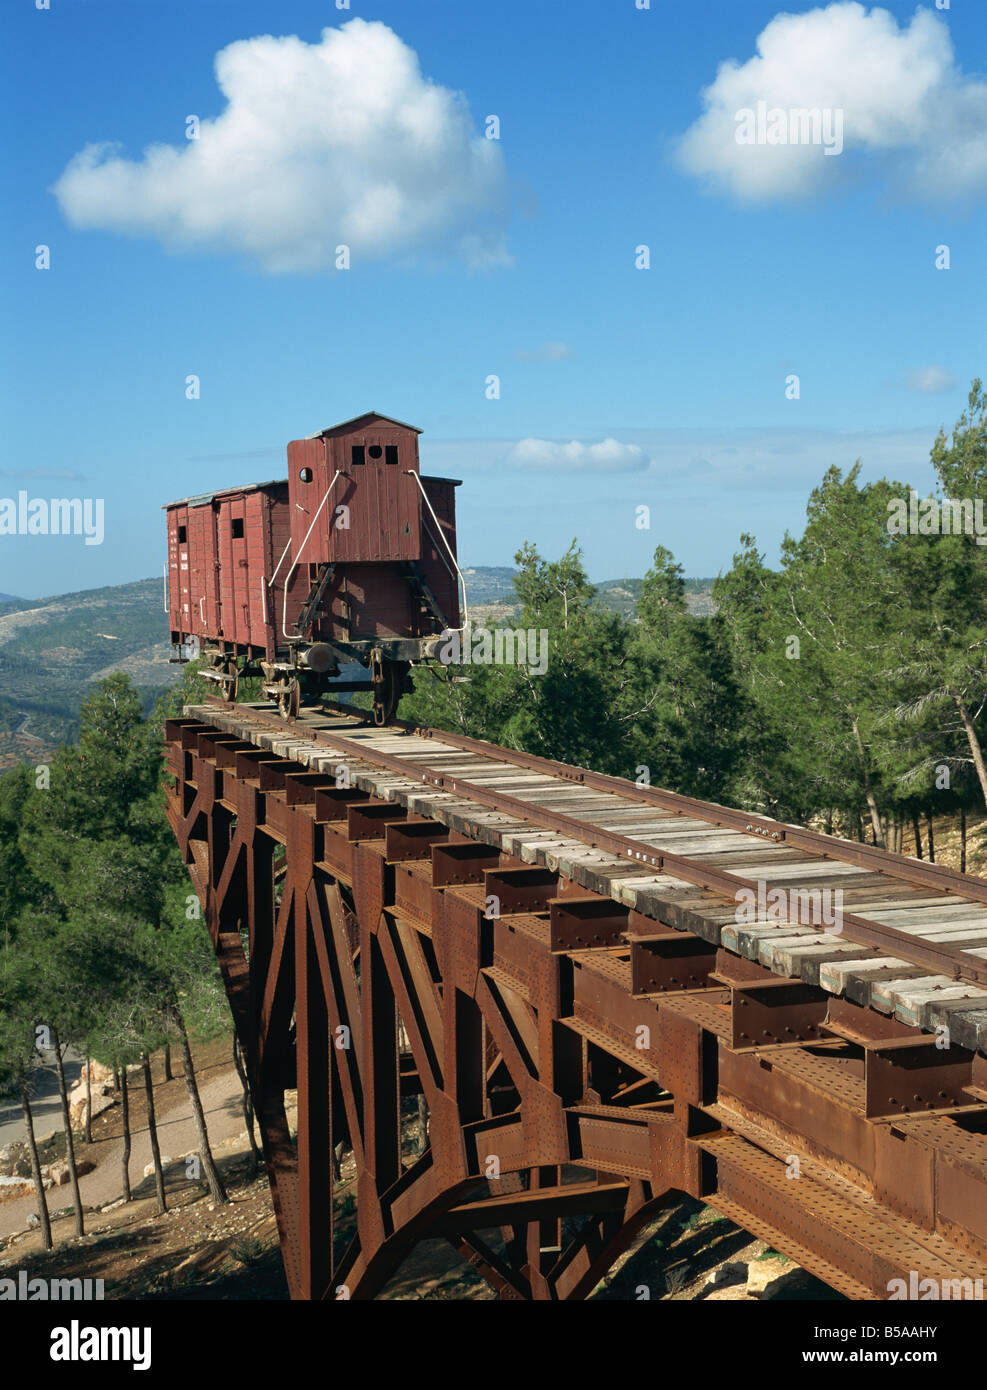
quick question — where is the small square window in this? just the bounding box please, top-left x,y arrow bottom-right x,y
232,518 -> 244,539
385,445 -> 398,466
177,525 -> 187,543
351,445 -> 365,465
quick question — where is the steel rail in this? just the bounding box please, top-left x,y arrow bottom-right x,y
317,701 -> 987,907
195,699 -> 987,990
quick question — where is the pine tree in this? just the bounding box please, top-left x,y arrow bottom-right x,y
621,546 -> 741,800
0,953 -> 53,1249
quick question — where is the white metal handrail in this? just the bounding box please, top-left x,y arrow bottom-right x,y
281,470 -> 343,638
406,470 -> 469,633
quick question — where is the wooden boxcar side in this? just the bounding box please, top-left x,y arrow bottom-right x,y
166,503 -> 191,641
166,480 -> 301,660
215,487 -> 289,651
215,493 -> 244,645
187,501 -> 221,636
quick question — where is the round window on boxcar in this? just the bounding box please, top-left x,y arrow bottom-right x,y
299,467 -> 313,482
368,444 -> 383,460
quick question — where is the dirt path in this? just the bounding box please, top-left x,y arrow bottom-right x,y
0,1067 -> 246,1237
0,1050 -> 84,1151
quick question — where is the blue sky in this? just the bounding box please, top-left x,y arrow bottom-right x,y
1,0 -> 984,598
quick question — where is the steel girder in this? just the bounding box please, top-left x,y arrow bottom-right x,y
164,717 -> 987,1301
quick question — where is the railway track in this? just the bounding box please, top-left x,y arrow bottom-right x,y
190,698 -> 987,1056
166,699 -> 987,1299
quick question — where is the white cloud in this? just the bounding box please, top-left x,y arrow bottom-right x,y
676,2 -> 987,203
507,438 -> 648,473
904,365 -> 956,394
514,341 -> 573,362
52,19 -> 510,272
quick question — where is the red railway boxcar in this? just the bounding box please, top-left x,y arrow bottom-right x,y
165,412 -> 464,722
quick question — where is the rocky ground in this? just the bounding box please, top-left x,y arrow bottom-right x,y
925,811 -> 987,877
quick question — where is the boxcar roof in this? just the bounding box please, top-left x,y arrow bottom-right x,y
162,478 -> 286,509
307,411 -> 422,439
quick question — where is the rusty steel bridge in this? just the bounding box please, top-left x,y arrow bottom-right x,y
164,701 -> 987,1301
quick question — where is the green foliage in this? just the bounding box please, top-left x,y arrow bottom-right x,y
154,658 -> 214,724
2,670 -> 232,1088
404,540 -> 638,773
408,380 -> 986,843
404,540 -> 741,791
620,547 -> 742,799
0,578 -> 176,753
228,1236 -> 270,1267
713,384 -> 987,829
0,763 -> 48,942
931,379 -> 987,499
716,465 -> 905,822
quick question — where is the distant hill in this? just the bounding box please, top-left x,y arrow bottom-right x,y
0,593 -> 20,606
592,578 -> 641,619
460,566 -> 517,604
464,571 -> 717,622
594,577 -> 717,619
0,578 -> 172,764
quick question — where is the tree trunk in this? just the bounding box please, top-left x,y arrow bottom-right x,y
120,1066 -> 132,1202
961,804 -> 967,874
83,1056 -> 93,1145
955,693 -> 987,809
142,1052 -> 167,1214
171,1005 -> 228,1204
50,1029 -> 84,1238
912,814 -> 923,859
927,813 -> 935,864
163,1041 -> 173,1083
232,1034 -> 261,1177
851,719 -> 884,847
20,1071 -> 52,1250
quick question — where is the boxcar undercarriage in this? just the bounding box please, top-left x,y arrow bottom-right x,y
192,635 -> 432,725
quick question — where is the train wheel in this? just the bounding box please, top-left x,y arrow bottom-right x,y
277,678 -> 300,720
371,660 -> 405,726
220,663 -> 239,703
